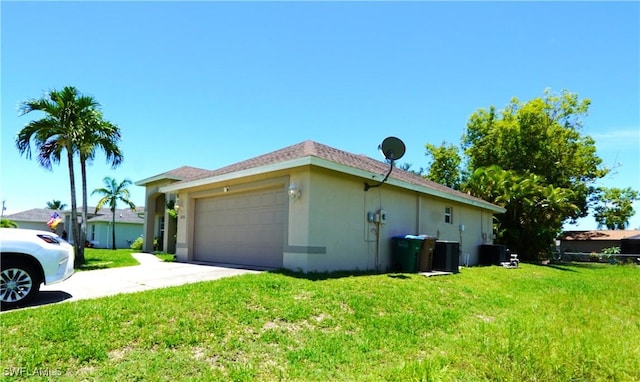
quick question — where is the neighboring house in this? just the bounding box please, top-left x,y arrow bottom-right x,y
85,207 -> 145,249
558,230 -> 640,254
3,209 -> 66,236
3,207 -> 144,249
136,140 -> 506,273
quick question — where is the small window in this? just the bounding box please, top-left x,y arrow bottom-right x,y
444,206 -> 453,224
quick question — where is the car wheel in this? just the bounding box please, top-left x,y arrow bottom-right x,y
0,260 -> 41,309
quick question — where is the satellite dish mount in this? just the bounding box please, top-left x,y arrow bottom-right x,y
364,136 -> 406,191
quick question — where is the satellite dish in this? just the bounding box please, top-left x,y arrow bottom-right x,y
379,136 -> 406,162
365,136 -> 406,191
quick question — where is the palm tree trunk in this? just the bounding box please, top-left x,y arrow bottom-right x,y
80,156 -> 89,257
67,149 -> 84,266
111,208 -> 116,250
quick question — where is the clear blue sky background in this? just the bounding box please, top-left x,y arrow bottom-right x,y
2,1 -> 639,230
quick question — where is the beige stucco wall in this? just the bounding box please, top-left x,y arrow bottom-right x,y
284,167 -> 496,272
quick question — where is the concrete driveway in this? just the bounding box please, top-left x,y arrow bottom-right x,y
21,253 -> 261,309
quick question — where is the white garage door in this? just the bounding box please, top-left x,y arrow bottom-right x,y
193,187 -> 286,268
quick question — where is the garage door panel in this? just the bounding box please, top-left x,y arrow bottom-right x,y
194,187 -> 285,268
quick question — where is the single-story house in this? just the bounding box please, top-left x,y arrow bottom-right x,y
558,230 -> 640,254
3,207 -> 144,249
135,140 -> 506,273
3,209 -> 66,235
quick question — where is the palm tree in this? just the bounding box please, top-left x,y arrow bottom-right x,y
46,200 -> 68,210
16,86 -> 99,265
92,177 -> 136,250
77,110 -> 123,254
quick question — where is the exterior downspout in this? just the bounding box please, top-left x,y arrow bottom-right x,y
416,193 -> 421,234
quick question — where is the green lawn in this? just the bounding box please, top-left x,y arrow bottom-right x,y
77,248 -> 140,271
1,263 -> 638,381
77,249 -> 174,270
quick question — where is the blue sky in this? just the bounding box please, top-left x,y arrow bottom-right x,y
1,1 -> 639,230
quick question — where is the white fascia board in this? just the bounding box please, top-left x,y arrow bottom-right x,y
134,174 -> 183,186
158,157 -> 313,193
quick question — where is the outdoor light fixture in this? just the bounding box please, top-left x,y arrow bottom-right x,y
288,183 -> 301,200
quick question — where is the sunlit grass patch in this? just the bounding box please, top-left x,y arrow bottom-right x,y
78,248 -> 139,270
1,263 -> 638,381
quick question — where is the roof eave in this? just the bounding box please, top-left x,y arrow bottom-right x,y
158,156 -> 505,213
309,157 -> 506,214
158,157 -> 313,193
135,174 -> 183,186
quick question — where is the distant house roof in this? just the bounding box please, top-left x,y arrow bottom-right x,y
145,140 -> 505,213
560,230 -> 640,241
4,208 -> 62,222
88,207 -> 145,224
4,207 -> 144,225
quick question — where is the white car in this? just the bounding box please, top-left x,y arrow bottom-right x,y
1,228 -> 75,309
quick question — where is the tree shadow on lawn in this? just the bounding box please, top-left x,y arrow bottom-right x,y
272,269 -> 417,281
528,261 -> 612,272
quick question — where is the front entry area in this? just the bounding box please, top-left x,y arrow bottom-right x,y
193,186 -> 286,268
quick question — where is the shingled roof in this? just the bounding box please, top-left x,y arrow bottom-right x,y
135,165 -> 216,186
4,208 -> 62,222
153,140 -> 503,212
163,165 -> 217,181
88,207 -> 145,224
560,230 -> 640,241
5,207 -> 144,224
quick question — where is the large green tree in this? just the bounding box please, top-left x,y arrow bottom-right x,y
424,142 -> 462,190
458,89 -> 608,260
592,187 -> 639,230
466,166 -> 580,260
462,89 -> 606,219
92,177 -> 136,250
16,86 -> 122,265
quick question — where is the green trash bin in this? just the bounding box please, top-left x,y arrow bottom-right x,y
391,236 -> 421,272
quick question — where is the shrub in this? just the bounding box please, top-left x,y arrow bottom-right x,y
0,218 -> 18,228
602,246 -> 621,255
130,237 -> 143,251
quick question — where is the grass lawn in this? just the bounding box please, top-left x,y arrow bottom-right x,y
77,248 -> 140,271
77,249 -> 174,270
1,263 -> 638,381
